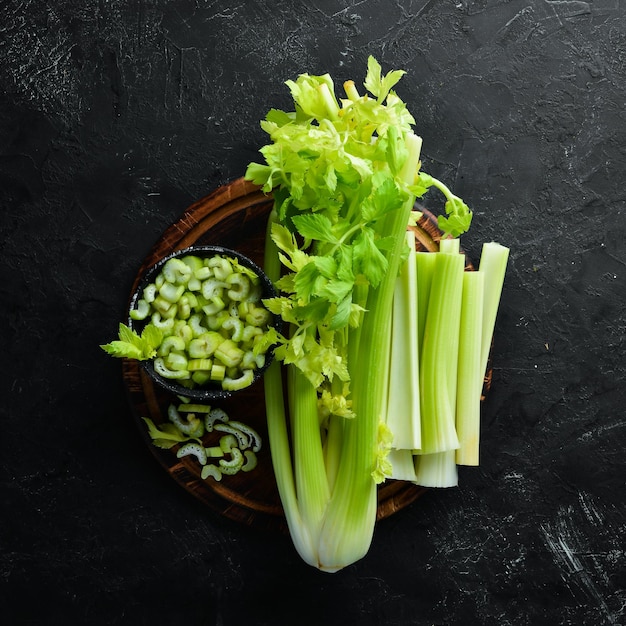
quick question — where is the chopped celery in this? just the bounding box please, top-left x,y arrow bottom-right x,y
144,402 -> 262,483
241,450 -> 258,472
214,339 -> 244,368
102,251 -> 277,392
176,442 -> 207,465
219,447 -> 244,475
222,369 -> 254,391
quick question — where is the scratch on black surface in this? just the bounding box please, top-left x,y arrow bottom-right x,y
540,492 -> 624,625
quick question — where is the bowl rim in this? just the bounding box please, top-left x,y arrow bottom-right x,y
127,244 -> 280,401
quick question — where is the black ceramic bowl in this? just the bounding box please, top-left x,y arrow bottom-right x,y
128,245 -> 280,401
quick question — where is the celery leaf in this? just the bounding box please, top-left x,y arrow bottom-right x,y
353,228 -> 388,288
100,323 -> 161,361
291,213 -> 337,244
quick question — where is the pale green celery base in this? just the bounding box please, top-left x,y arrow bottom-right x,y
264,362 -> 318,567
388,448 -> 418,482
289,363 -> 331,549
414,449 -> 458,488
263,210 -> 319,567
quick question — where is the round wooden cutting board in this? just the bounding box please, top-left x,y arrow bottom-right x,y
122,177 -> 484,533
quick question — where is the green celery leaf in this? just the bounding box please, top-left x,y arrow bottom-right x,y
265,108 -> 293,127
319,281 -> 352,305
293,298 -> 331,324
313,255 -> 337,279
286,73 -> 338,120
151,439 -> 178,450
291,213 -> 337,244
274,273 -> 296,293
118,323 -> 138,345
372,421 -> 394,484
353,228 -> 388,288
101,323 -> 157,361
360,175 -> 404,224
141,324 -> 162,352
141,417 -> 191,444
311,341 -> 350,382
445,195 -> 471,219
363,56 -> 383,97
100,340 -> 143,360
335,245 -> 355,283
364,55 -> 406,103
438,213 -> 473,238
329,295 -> 353,330
263,296 -> 296,320
252,326 -> 280,356
271,222 -> 298,255
244,162 -> 275,191
294,261 -> 324,302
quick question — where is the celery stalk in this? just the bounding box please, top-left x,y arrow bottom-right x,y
455,271 -> 485,466
263,210 -> 317,567
386,230 -> 421,451
414,450 -> 458,488
418,251 -> 464,454
478,242 -> 510,383
439,237 -> 460,255
289,362 -> 330,548
389,448 -> 418,482
317,133 -> 423,571
415,251 -> 437,362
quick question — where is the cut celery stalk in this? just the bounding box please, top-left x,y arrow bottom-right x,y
439,237 -> 460,255
478,242 -> 510,383
415,251 -> 437,362
388,448 -> 418,482
418,251 -> 464,454
385,230 -> 421,451
414,450 -> 458,488
455,271 -> 485,466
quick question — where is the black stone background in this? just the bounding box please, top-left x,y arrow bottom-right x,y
1,1 -> 625,624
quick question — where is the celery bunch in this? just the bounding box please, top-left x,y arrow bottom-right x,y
386,239 -> 509,487
246,57 -> 479,572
